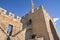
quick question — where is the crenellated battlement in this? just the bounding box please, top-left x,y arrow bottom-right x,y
0,7 -> 6,15
0,7 -> 21,22
0,7 -> 23,36
0,4 -> 60,40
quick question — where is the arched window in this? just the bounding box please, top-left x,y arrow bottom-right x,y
29,19 -> 32,25
27,19 -> 32,26
7,24 -> 13,36
49,20 -> 59,40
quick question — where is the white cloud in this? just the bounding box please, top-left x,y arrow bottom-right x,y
53,18 -> 59,23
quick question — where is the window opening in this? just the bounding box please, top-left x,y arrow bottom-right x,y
7,24 -> 13,36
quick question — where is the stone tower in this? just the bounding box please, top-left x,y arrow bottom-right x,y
22,6 -> 60,40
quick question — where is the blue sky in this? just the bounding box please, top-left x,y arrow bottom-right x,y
0,0 -> 60,37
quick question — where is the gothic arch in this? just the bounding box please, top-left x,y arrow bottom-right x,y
49,20 -> 59,40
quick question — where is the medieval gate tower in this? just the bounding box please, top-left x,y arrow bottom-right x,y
0,0 -> 60,40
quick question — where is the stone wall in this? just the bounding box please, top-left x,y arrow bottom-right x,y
0,6 -> 60,40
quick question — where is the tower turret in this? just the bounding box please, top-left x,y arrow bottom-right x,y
31,0 -> 34,13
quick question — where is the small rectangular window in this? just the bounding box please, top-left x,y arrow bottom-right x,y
7,24 -> 13,36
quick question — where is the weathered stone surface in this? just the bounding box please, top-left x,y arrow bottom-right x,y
0,5 -> 60,40
22,6 -> 60,40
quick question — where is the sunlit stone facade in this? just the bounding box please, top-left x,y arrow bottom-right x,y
0,6 -> 60,40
